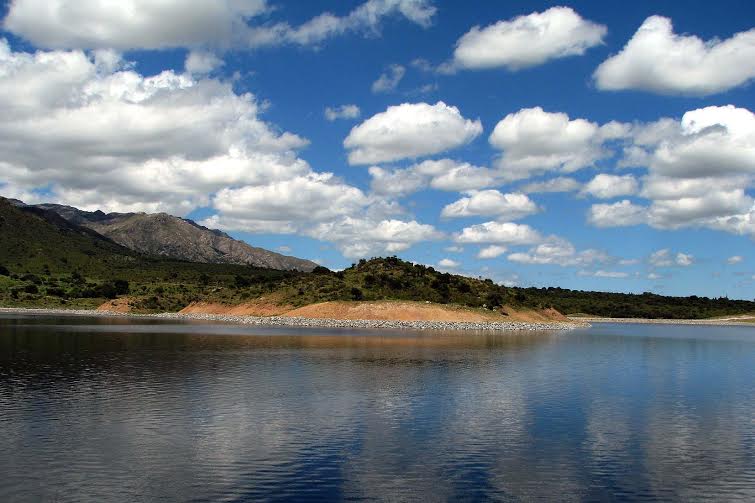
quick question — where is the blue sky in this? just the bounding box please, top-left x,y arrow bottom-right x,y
0,1 -> 753,298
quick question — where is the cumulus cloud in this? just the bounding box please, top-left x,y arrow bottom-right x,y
587,200 -> 647,227
592,105 -> 755,239
520,177 -> 580,193
368,159 -> 498,197
185,50 -> 224,75
420,159 -> 498,192
438,258 -> 460,268
594,16 -> 755,95
648,249 -> 694,268
208,173 -> 369,230
447,6 -> 605,72
371,64 -> 405,93
0,40 -> 312,214
325,104 -> 361,121
441,190 -> 538,220
489,107 -> 607,181
580,174 -> 638,199
579,270 -> 629,278
508,237 -> 609,267
477,245 -> 507,259
3,0 -> 436,50
306,217 -> 442,258
454,221 -> 542,245
344,102 -> 482,164
676,252 -> 694,267
727,255 -> 743,265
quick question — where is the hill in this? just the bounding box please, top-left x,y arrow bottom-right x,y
1,198 -> 754,319
29,202 -> 317,272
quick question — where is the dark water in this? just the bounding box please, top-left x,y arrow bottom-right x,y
1,314 -> 754,502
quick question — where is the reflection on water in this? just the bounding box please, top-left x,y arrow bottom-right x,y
0,315 -> 753,502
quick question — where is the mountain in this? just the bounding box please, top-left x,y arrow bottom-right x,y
0,197 -> 138,276
31,202 -> 317,272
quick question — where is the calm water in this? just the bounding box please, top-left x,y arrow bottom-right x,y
0,314 -> 753,502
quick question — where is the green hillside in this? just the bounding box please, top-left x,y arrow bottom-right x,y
1,197 -> 753,318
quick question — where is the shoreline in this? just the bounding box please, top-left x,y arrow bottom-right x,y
0,307 -> 585,332
570,316 -> 755,327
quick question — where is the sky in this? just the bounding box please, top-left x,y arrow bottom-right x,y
0,0 -> 754,299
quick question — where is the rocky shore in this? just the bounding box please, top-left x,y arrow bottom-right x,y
571,316 -> 755,327
0,307 -> 585,331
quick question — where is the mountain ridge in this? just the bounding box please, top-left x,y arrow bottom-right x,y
25,201 -> 317,272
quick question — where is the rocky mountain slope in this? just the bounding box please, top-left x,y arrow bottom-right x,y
31,203 -> 317,272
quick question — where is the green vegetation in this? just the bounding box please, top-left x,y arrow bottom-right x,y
2,198 -> 754,319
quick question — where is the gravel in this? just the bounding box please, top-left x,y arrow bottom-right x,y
571,316 -> 755,327
0,307 -> 586,331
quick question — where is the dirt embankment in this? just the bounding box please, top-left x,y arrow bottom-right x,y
97,297 -> 132,313
157,299 -> 567,323
178,297 -> 294,317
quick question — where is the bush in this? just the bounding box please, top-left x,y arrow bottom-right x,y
350,287 -> 364,301
113,279 -> 130,295
0,265 -> 9,276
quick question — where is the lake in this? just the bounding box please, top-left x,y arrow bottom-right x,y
0,313 -> 753,502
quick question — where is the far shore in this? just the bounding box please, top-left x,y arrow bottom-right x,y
570,316 -> 755,327
0,307 -> 584,332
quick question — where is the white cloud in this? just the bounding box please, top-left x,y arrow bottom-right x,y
0,40 -> 312,214
508,237 -> 609,267
208,173 -> 369,229
325,104 -> 361,121
594,16 -> 755,95
587,200 -> 647,228
185,50 -> 224,75
649,249 -> 673,267
477,245 -> 507,259
444,245 -> 463,253
441,190 -> 538,220
372,64 -> 405,93
520,177 -> 580,193
595,105 -> 755,238
648,106 -> 755,179
647,189 -> 753,229
489,107 -> 606,181
648,249 -> 694,268
727,255 -> 743,265
307,217 -> 442,258
438,258 -> 460,268
344,102 -> 482,164
580,174 -> 638,199
647,272 -> 661,280
579,270 -> 629,279
448,6 -> 605,71
455,221 -> 542,245
676,252 -> 694,267
424,160 -> 497,192
3,0 -> 436,50
368,159 -> 498,197
368,166 -> 428,197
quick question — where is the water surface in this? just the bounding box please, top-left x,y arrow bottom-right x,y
1,314 -> 753,501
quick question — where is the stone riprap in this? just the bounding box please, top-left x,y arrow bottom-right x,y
0,307 -> 586,331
